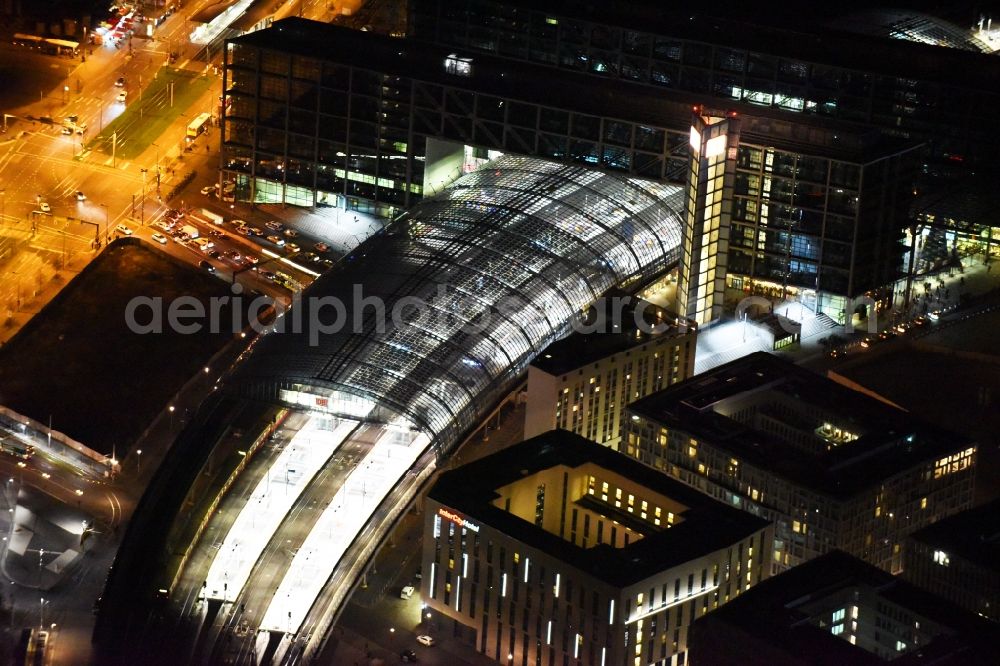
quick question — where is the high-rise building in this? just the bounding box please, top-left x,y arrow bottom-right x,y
621,352 -> 976,573
902,499 -> 1000,622
524,291 -> 697,448
688,550 -> 1000,665
422,430 -> 773,666
678,108 -> 739,324
222,18 -> 924,320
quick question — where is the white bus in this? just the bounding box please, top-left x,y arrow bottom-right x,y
186,112 -> 212,140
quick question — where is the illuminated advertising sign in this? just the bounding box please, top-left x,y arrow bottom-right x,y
438,507 -> 480,533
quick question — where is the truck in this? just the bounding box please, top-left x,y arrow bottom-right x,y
181,224 -> 199,239
186,112 -> 212,141
189,208 -> 223,226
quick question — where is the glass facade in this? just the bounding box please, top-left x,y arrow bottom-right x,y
410,0 -> 1000,165
222,39 -> 690,218
232,155 -> 685,455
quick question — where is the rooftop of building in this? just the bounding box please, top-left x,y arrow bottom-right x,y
428,429 -> 770,587
530,288 -> 695,376
424,0 -> 1000,91
690,549 -> 1000,665
627,352 -> 974,499
229,18 -> 919,163
907,499 -> 1000,573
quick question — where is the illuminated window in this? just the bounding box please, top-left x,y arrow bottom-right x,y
920,497 -> 927,509
444,54 -> 473,76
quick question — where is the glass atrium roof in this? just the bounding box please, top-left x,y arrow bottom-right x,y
231,155 -> 685,452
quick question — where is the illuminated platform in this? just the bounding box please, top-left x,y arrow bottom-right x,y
203,417 -> 357,601
259,425 -> 429,633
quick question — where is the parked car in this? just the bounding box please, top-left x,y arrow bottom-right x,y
400,649 -> 418,663
416,635 -> 435,647
314,242 -> 329,253
400,585 -> 415,599
115,76 -> 126,87
151,232 -> 168,244
200,184 -> 217,196
61,126 -> 73,135
39,202 -> 51,213
116,91 -> 127,103
76,191 -> 86,201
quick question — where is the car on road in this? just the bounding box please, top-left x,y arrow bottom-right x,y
116,91 -> 127,103
245,254 -> 259,265
208,229 -> 224,237
65,115 -> 78,124
116,223 -> 133,235
286,243 -> 300,253
39,202 -> 51,213
151,232 -> 168,244
200,184 -> 217,196
400,585 -> 415,599
416,635 -> 435,647
209,250 -> 222,259
76,191 -> 86,201
231,219 -> 247,227
400,649 -> 418,662
61,126 -> 73,135
314,242 -> 329,253
166,209 -> 184,222
282,228 -> 298,238
115,77 -> 126,87
199,260 -> 215,272
266,234 -> 286,246
265,220 -> 284,231
258,270 -> 277,281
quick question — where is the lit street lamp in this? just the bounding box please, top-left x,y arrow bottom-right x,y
136,449 -> 142,474
39,597 -> 49,629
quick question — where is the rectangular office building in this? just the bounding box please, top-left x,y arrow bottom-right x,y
621,352 -> 976,574
524,291 -> 697,449
422,430 -> 772,666
689,550 -> 1000,665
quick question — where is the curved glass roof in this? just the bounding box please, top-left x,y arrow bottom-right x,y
232,155 -> 685,451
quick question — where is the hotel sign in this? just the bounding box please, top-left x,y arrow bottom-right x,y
438,507 -> 480,533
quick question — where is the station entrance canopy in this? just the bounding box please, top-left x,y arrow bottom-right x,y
232,156 -> 685,453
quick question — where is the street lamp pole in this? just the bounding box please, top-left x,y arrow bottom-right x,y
137,449 -> 142,474
140,169 -> 148,226
100,203 -> 109,244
